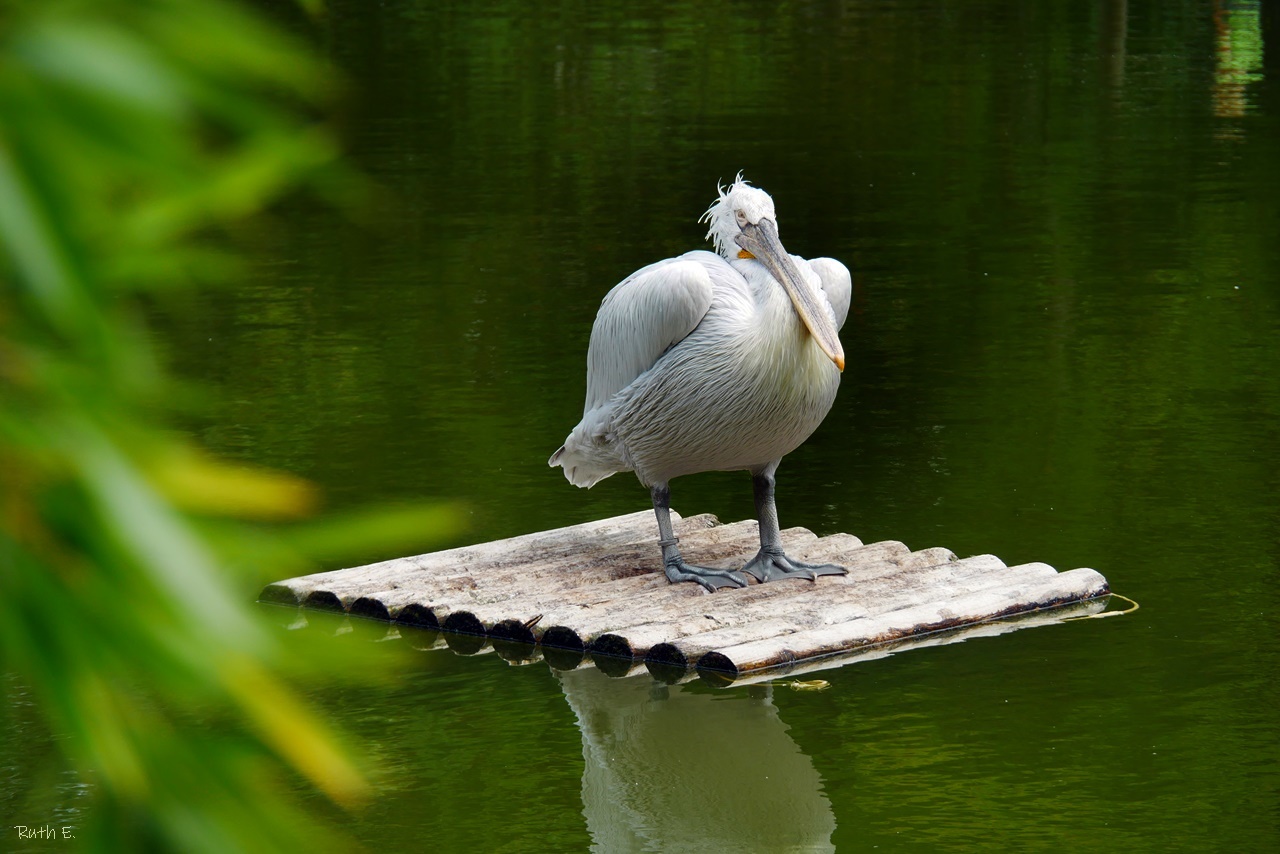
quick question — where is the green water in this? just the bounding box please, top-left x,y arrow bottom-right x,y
26,0 -> 1280,850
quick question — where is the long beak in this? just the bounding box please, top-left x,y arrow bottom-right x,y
736,218 -> 845,371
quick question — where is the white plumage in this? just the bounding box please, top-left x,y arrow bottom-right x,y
550,174 -> 851,590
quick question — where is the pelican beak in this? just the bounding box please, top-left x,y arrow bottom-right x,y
735,218 -> 845,372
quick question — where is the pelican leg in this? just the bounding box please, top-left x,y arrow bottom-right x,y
651,484 -> 749,592
742,468 -> 848,583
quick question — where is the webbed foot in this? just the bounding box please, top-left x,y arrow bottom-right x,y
664,559 -> 751,592
741,549 -> 848,583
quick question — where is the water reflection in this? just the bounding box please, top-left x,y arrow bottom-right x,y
558,668 -> 835,852
1100,0 -> 1128,90
1212,0 -> 1264,122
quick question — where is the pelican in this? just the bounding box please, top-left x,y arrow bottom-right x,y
549,174 -> 851,592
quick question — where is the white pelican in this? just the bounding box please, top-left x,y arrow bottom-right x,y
549,174 -> 851,591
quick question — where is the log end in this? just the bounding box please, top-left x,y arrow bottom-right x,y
696,650 -> 741,681
258,583 -> 302,606
587,632 -> 635,662
588,633 -> 642,676
540,625 -> 585,656
394,602 -> 440,631
490,618 -> 537,646
349,596 -> 391,622
302,589 -> 345,613
645,642 -> 692,683
442,610 -> 485,637
645,641 -> 690,672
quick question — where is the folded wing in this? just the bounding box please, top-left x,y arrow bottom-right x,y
583,253 -> 717,415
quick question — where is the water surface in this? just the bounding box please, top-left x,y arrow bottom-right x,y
27,0 -> 1280,850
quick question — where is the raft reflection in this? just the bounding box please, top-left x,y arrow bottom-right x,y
558,667 -> 835,852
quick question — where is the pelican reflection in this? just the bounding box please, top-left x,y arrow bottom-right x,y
558,667 -> 836,852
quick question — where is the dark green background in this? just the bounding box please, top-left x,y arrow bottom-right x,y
162,0 -> 1280,849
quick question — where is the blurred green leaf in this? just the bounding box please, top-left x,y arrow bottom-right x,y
13,19 -> 186,117
147,444 -> 319,520
282,501 -> 471,564
0,139 -> 94,336
0,0 -> 465,849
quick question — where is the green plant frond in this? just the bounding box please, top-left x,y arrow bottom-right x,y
1,1 -> 456,849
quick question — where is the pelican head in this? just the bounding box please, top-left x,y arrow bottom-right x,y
700,174 -> 845,372
701,173 -> 779,260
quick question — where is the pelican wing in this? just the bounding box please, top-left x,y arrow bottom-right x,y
583,253 -> 718,414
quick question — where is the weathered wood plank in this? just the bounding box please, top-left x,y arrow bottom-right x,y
261,510 -> 711,605
594,546 -> 971,663
263,511 -> 717,610
538,527 -> 828,650
695,566 -> 1109,679
691,596 -> 1110,687
444,520 -> 776,637
641,553 -> 984,671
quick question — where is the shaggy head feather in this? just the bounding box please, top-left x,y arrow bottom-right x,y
699,172 -> 778,259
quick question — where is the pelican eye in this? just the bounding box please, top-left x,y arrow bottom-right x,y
734,209 -> 748,225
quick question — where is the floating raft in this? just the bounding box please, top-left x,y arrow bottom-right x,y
261,511 -> 1111,683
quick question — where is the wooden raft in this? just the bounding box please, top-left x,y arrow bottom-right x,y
260,511 -> 1111,682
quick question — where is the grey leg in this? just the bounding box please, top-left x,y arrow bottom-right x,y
741,466 -> 847,583
651,483 -> 749,592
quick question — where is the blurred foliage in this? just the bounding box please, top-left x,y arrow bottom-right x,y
0,0 -> 462,850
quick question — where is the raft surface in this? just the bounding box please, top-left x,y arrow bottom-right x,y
261,511 -> 1109,680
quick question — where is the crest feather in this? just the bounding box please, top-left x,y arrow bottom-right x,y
699,172 -> 775,258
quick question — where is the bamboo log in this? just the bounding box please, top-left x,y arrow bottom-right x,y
696,566 -> 1110,678
599,550 -> 995,664
539,528 -> 831,651
561,537 -> 907,645
698,596 -> 1111,687
259,510 -> 716,605
443,521 -> 775,637
292,511 -> 670,601
352,588 -> 451,623
394,602 -> 445,630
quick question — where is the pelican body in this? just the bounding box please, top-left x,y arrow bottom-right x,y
550,175 -> 851,591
